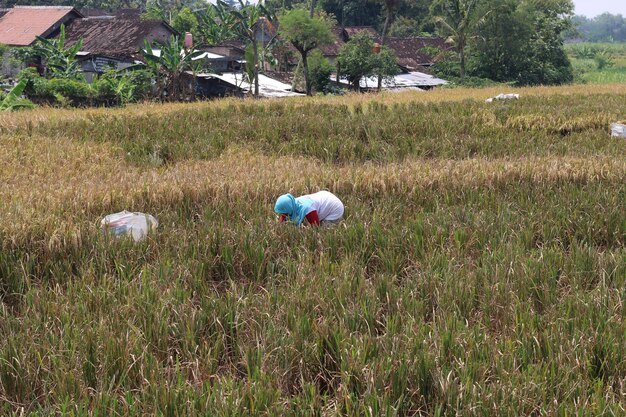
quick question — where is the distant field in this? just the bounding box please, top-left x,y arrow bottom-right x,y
567,42 -> 626,84
1,86 -> 625,416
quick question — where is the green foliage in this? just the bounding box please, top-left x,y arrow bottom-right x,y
143,36 -> 203,101
387,15 -> 422,37
16,67 -> 154,107
217,0 -> 274,98
472,0 -> 574,86
172,7 -> 199,36
279,9 -> 334,53
593,51 -> 615,70
308,50 -> 334,93
0,45 -> 25,77
567,43 -> 626,85
570,13 -> 626,43
124,69 -> 155,102
244,43 -> 256,86
432,50 -> 460,78
432,0 -> 484,81
94,70 -> 153,105
279,8 -> 334,95
30,24 -> 84,80
338,32 -> 399,90
0,80 -> 35,111
195,4 -> 238,45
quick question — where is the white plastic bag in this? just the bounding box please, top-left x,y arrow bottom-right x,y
610,123 -> 626,138
486,93 -> 520,103
100,211 -> 158,242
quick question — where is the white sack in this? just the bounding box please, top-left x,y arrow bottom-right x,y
100,211 -> 158,242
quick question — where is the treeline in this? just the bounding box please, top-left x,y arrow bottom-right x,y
0,0 -> 578,86
570,13 -> 626,43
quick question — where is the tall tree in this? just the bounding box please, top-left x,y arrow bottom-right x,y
279,8 -> 333,95
338,32 -> 398,90
472,0 -> 573,85
432,0 -> 484,82
377,0 -> 400,90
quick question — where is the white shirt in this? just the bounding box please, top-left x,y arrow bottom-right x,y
298,191 -> 344,222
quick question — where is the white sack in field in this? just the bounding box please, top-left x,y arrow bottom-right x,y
610,123 -> 626,138
100,211 -> 158,242
486,93 -> 520,103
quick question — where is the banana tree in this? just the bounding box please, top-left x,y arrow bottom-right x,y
196,4 -> 237,45
218,0 -> 274,98
31,24 -> 83,79
0,80 -> 35,111
142,36 -> 203,101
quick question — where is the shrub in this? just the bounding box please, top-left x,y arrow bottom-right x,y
124,69 -> 154,101
17,67 -> 156,107
308,50 -> 334,94
46,78 -> 92,100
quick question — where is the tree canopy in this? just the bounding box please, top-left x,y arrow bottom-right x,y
570,13 -> 626,42
279,8 -> 333,95
0,0 -> 579,87
338,32 -> 399,90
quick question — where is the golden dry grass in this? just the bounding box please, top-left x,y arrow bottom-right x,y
0,85 -> 625,416
2,83 -> 626,132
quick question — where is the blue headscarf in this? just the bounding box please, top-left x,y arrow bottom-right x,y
274,193 -> 313,226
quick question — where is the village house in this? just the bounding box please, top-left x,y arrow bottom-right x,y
269,24 -> 450,90
0,5 -> 449,96
62,14 -> 178,81
0,6 -> 83,76
0,6 -> 179,81
0,6 -> 82,47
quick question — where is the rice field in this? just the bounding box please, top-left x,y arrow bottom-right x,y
0,85 -> 625,416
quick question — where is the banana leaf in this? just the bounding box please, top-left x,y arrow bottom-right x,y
0,79 -> 35,111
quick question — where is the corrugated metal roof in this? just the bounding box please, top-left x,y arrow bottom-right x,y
194,71 -> 303,97
0,6 -> 81,46
337,71 -> 448,89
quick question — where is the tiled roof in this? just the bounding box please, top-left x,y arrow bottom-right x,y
201,41 -> 246,59
0,6 -> 82,46
384,37 -> 451,70
63,17 -> 178,57
343,26 -> 378,39
319,26 -> 345,57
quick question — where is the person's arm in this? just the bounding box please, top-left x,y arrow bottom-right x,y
304,210 -> 320,226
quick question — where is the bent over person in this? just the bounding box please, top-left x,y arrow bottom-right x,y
274,191 -> 344,227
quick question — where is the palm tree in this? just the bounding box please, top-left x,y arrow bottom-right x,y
434,0 -> 484,82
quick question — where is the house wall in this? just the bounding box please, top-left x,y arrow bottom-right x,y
144,25 -> 176,47
210,61 -> 229,72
